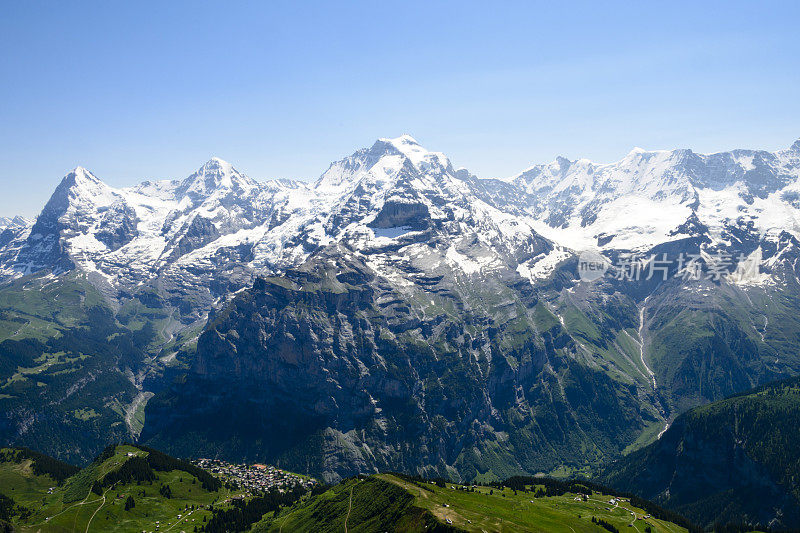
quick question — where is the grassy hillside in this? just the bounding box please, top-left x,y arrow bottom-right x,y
254,473 -> 691,533
601,376 -> 800,529
0,444 -> 248,533
252,476 -> 443,533
0,447 -> 80,522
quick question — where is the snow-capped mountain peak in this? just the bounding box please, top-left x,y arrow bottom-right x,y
70,165 -> 96,180
48,167 -> 121,214
178,157 -> 259,201
511,140 -> 800,252
378,134 -> 451,172
315,135 -> 455,195
204,156 -> 231,169
60,166 -> 103,192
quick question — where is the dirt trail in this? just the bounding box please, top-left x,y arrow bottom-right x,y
344,483 -> 356,533
84,488 -> 110,533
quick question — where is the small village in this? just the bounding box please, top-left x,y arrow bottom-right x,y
192,458 -> 317,494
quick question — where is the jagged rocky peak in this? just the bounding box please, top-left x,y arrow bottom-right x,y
37,166 -> 120,224
313,136 -> 479,237
10,166 -> 120,275
61,166 -> 111,196
519,140 -> 800,206
0,134 -> 798,291
518,146 -> 693,192
63,165 -> 102,186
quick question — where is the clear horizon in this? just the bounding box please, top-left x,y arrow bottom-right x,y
2,0 -> 799,217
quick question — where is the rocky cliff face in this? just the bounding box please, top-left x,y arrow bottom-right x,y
144,246 -> 652,482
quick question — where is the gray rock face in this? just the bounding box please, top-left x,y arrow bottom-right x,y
171,216 -> 220,259
368,201 -> 430,229
95,202 -> 139,251
16,170 -> 84,273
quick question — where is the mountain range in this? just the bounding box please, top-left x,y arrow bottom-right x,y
4,135 -> 799,306
1,135 -> 799,515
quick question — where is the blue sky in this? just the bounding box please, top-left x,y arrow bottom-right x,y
1,1 -> 799,217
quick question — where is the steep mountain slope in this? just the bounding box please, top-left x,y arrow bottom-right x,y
253,476 -> 449,533
600,376 -> 800,529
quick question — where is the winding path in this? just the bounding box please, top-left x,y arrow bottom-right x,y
72,491 -> 96,532
31,494 -> 101,527
84,487 -> 110,533
344,482 -> 356,533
